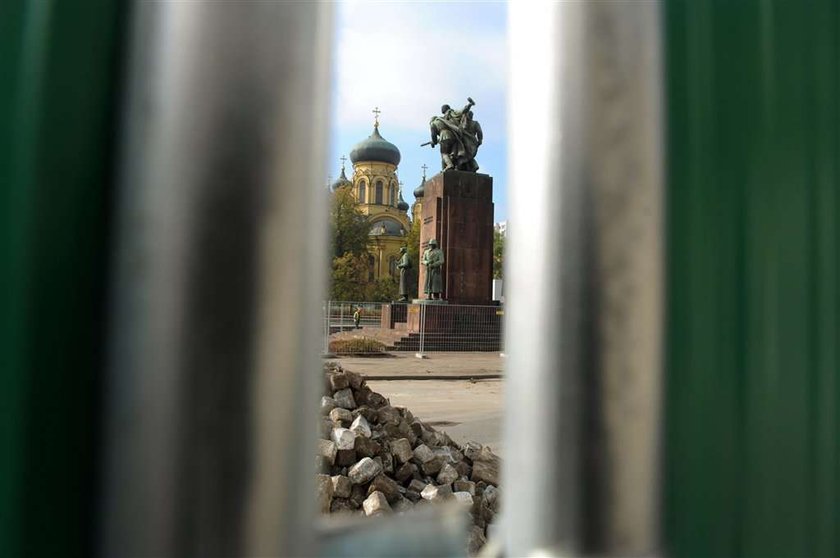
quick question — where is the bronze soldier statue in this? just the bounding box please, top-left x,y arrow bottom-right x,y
422,239 -> 445,300
396,246 -> 412,301
460,110 -> 483,172
426,97 -> 482,172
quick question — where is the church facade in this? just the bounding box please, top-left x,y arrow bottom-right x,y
331,117 -> 411,282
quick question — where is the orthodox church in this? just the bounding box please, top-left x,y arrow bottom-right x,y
330,111 -> 411,281
412,165 -> 427,224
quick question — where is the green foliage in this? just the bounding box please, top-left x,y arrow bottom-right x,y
329,187 -> 375,300
329,337 -> 387,355
370,277 -> 398,302
330,256 -> 399,302
405,212 -> 422,296
330,186 -> 371,258
493,228 -> 504,279
330,253 -> 371,301
328,187 -> 406,302
406,211 -> 422,263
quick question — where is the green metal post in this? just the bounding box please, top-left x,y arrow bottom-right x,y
665,2 -> 839,556
0,1 -> 124,555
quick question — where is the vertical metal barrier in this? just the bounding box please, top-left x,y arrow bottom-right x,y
0,1 -> 123,555
324,301 -> 504,355
324,301 -> 331,355
100,3 -> 332,556
415,303 -> 427,358
498,307 -> 506,358
664,3 -> 840,556
324,301 -> 399,354
505,2 -> 663,557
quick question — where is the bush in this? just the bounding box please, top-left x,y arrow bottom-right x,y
329,337 -> 387,355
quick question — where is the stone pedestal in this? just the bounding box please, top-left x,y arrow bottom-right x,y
417,171 -> 494,304
380,303 -> 408,329
405,303 -> 502,333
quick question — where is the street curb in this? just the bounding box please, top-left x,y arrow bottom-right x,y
362,374 -> 503,381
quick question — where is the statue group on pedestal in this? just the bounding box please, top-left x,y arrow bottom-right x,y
425,97 -> 483,172
395,97 -> 478,301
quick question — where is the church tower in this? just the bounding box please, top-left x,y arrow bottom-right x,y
343,108 -> 411,281
412,164 -> 427,224
329,156 -> 352,192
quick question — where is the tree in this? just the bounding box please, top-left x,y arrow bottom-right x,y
330,256 -> 399,302
330,253 -> 371,301
328,186 -> 404,302
404,211 -> 422,297
370,277 -> 398,302
329,187 -> 373,300
330,186 -> 370,258
493,228 -> 504,279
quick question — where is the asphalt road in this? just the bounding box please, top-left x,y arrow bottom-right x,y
367,379 -> 504,456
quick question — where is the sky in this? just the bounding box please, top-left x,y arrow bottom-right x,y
329,1 -> 508,222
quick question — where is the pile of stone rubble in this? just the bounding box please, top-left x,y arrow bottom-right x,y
317,363 -> 500,554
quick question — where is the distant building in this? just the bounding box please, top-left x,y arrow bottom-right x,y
492,279 -> 504,303
411,166 -> 427,224
494,220 -> 507,237
493,221 -> 505,303
330,113 -> 410,281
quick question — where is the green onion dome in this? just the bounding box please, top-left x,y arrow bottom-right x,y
350,125 -> 401,166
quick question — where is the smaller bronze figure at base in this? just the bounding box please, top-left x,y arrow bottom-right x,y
396,246 -> 412,301
422,239 -> 445,300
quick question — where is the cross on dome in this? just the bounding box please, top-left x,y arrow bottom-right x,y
372,106 -> 381,128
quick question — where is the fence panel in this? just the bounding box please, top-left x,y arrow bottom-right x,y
324,301 -> 504,355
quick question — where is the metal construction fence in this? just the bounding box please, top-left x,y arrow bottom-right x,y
323,300 -> 505,356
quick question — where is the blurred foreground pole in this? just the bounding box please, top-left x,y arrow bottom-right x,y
0,1 -> 123,555
100,2 -> 332,556
664,2 -> 840,556
504,2 -> 663,556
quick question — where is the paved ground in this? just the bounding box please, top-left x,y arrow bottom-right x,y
331,353 -> 506,455
330,352 -> 504,380
367,379 -> 504,456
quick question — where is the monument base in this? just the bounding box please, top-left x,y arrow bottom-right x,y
381,303 -> 407,329
410,299 -> 449,305
405,302 -> 501,333
417,170 -> 494,305
380,302 -> 503,352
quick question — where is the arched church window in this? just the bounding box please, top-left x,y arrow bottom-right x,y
358,180 -> 366,203
368,254 -> 376,282
375,180 -> 384,204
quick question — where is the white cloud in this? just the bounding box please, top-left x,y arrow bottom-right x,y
333,1 -> 507,134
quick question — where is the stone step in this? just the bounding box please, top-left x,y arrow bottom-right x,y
390,342 -> 502,351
